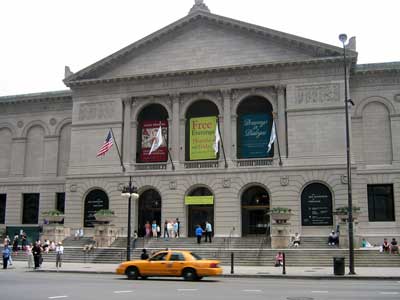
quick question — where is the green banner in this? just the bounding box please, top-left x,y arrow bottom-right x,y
185,196 -> 214,205
189,116 -> 217,160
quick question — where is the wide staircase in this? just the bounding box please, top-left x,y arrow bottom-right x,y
6,237 -> 400,267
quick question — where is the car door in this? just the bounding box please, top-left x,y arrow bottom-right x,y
146,252 -> 169,276
166,252 -> 187,276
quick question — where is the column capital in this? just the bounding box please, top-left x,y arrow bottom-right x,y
274,84 -> 286,93
220,88 -> 232,98
122,97 -> 132,105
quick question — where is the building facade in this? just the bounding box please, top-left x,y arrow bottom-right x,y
1,1 -> 399,244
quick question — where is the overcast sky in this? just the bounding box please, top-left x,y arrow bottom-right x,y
1,0 -> 399,96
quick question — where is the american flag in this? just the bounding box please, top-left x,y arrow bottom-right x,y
97,130 -> 113,157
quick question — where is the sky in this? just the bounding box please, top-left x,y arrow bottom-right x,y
1,0 -> 399,96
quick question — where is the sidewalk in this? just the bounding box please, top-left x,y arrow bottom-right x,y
6,261 -> 400,279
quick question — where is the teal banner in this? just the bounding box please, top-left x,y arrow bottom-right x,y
238,114 -> 272,158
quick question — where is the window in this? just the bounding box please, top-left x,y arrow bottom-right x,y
56,193 -> 65,213
170,252 -> 185,261
150,252 -> 168,261
0,194 -> 6,224
368,184 -> 395,222
22,193 -> 40,224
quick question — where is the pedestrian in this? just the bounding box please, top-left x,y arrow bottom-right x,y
2,244 -> 11,269
167,220 -> 174,238
151,220 -> 157,238
175,218 -> 180,238
140,249 -> 149,260
132,230 -> 138,249
275,252 -> 283,267
32,242 -> 42,269
26,243 -> 34,269
79,228 -> 84,239
163,220 -> 169,240
145,221 -> 151,238
205,221 -> 212,243
55,242 -> 64,269
195,224 -> 203,244
173,220 -> 179,238
12,234 -> 19,254
21,232 -> 27,251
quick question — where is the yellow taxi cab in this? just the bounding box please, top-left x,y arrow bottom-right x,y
116,250 -> 222,280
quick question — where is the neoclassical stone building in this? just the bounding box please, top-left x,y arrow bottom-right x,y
1,1 -> 399,244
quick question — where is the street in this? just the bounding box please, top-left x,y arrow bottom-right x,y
0,271 -> 399,300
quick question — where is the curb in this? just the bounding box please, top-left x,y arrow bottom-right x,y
33,269 -> 400,280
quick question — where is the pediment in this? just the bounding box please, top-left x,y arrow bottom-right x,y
65,11 -> 353,85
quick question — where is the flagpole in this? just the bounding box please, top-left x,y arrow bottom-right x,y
164,133 -> 175,171
109,127 -> 126,172
217,117 -> 228,168
273,116 -> 283,166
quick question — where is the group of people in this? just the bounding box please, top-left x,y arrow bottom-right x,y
2,233 -> 64,270
144,218 -> 181,240
381,238 -> 398,254
195,221 -> 213,244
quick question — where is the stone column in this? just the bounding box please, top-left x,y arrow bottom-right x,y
221,89 -> 232,162
276,85 -> 287,158
179,118 -> 186,162
171,94 -> 180,168
131,121 -> 138,165
43,135 -> 58,176
122,97 -> 132,168
391,115 -> 400,164
11,137 -> 26,176
231,115 -> 237,162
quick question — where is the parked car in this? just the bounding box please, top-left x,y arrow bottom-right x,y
116,250 -> 222,280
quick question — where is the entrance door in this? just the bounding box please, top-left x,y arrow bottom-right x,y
241,186 -> 270,236
137,189 -> 161,237
188,205 -> 214,237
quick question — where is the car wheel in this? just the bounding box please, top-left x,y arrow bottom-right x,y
182,268 -> 197,281
126,266 -> 140,280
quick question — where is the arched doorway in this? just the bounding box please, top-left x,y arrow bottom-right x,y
241,186 -> 270,236
137,189 -> 161,237
84,189 -> 109,227
301,182 -> 333,226
187,187 -> 214,237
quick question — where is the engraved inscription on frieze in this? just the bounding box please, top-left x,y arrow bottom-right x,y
295,84 -> 340,105
78,101 -> 115,121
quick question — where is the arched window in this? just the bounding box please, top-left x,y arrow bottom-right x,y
84,189 -> 109,227
136,104 -> 169,163
57,123 -> 71,176
185,100 -> 219,161
24,126 -> 45,177
0,128 -> 12,177
301,183 -> 333,226
362,102 -> 392,165
236,96 -> 273,159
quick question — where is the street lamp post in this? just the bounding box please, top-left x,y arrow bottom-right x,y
121,176 -> 139,261
339,33 -> 355,275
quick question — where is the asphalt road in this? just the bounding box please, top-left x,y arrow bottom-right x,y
1,271 -> 400,300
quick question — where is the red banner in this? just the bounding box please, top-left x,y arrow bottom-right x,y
140,120 -> 168,162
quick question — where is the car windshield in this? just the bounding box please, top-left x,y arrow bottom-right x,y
190,252 -> 203,260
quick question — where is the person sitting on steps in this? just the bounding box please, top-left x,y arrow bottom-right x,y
328,230 -> 339,246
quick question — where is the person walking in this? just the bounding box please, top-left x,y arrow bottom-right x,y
173,220 -> 179,238
195,225 -> 203,244
163,220 -> 169,240
26,243 -> 34,269
32,242 -> 42,269
175,218 -> 180,238
132,230 -> 138,249
55,242 -> 64,269
205,221 -> 212,243
2,244 -> 11,269
151,220 -> 158,238
140,249 -> 149,260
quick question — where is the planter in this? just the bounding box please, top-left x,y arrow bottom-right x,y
336,211 -> 360,223
270,212 -> 292,224
94,215 -> 115,224
44,215 -> 65,223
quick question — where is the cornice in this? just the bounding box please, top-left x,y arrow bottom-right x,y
353,62 -> 400,75
66,56 -> 353,88
0,90 -> 72,105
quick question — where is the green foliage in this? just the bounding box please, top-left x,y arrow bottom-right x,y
95,209 -> 115,216
42,209 -> 64,216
